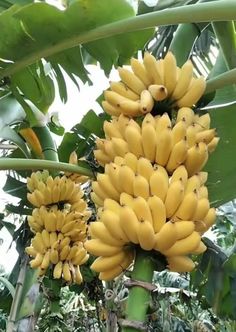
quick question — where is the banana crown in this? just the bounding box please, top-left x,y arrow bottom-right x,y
26,172 -> 91,284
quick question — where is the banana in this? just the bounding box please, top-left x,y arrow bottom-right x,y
119,165 -> 135,196
148,85 -> 168,101
132,196 -> 153,224
173,191 -> 198,221
97,174 -> 120,200
170,165 -> 188,186
177,76 -> 206,108
30,253 -> 44,268
120,192 -> 134,207
208,137 -> 220,153
56,212 -> 65,231
149,167 -> 169,202
103,140 -> 116,160
71,248 -> 88,265
27,190 -> 44,207
96,138 -> 106,152
163,51 -> 177,95
19,128 -> 43,157
41,229 -> 50,248
119,205 -> 140,244
63,262 -> 72,282
91,250 -> 126,272
125,124 -> 144,157
91,192 -> 104,207
105,163 -> 121,192
195,129 -> 216,144
117,114 -> 131,138
27,217 -> 42,233
103,120 -> 123,139
142,112 -> 156,127
172,120 -> 187,145
165,179 -> 184,218
60,244 -> 71,261
89,222 -> 125,246
155,127 -> 173,166
98,250 -> 134,281
130,57 -> 152,86
147,196 -> 166,233
163,231 -> 201,256
118,67 -> 146,94
52,184 -> 61,203
61,220 -> 77,234
137,220 -> 156,251
84,239 -> 122,257
129,118 -> 142,132
203,208 -> 216,229
25,246 -> 37,257
101,209 -> 129,243
194,220 -> 207,233
119,99 -> 141,116
143,52 -> 162,84
31,233 -> 47,254
66,245 -> 80,261
133,174 -> 150,199
114,155 -> 126,166
196,113 -> 211,130
41,250 -> 51,269
167,255 -> 195,272
191,241 -> 207,254
137,157 -> 154,181
154,221 -> 177,252
185,175 -> 201,194
124,152 -> 138,172
186,123 -> 198,147
176,107 -> 195,126
110,81 -> 139,101
94,149 -> 111,166
92,181 -> 107,201
140,90 -> 154,114
198,186 -> 208,199
184,142 -> 208,176
103,198 -> 121,215
53,261 -> 63,279
50,249 -> 59,264
174,221 -> 195,240
166,138 -> 188,173
171,60 -> 193,100
49,232 -> 58,249
192,198 -> 209,221
141,123 -> 157,162
74,266 -> 83,284
112,137 -> 129,157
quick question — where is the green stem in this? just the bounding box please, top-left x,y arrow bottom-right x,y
33,126 -> 58,162
122,249 -> 155,332
1,1 -> 236,79
205,68 -> 236,93
212,21 -> 236,70
0,158 -> 94,177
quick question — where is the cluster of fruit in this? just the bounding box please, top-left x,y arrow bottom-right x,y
85,52 -> 220,281
25,170 -> 91,284
102,52 -> 206,117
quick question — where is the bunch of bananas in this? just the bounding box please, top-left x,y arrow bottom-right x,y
102,51 -> 206,117
26,171 -> 91,284
94,111 -> 219,173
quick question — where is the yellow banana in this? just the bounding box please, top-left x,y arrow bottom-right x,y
61,220 -> 77,234
167,255 -> 195,272
165,179 -> 184,218
19,127 -> 43,157
186,123 -> 198,147
25,246 -> 37,257
97,174 -> 120,201
66,245 -> 80,261
193,198 -> 209,221
125,124 -> 144,157
119,99 -> 141,117
92,181 -> 107,201
155,127 -> 173,166
174,221 -> 195,240
119,165 -> 135,196
141,123 -> 157,162
172,120 -> 187,145
41,250 -> 51,269
130,57 -> 152,86
91,192 -> 103,207
154,221 -> 177,252
132,196 -> 153,224
112,137 -> 129,157
63,262 -> 72,282
166,138 -> 188,173
137,220 -> 156,251
105,163 -> 121,193
103,140 -> 116,160
56,212 -> 65,231
110,81 -> 139,101
41,229 -> 50,248
185,175 -> 201,194
119,192 -> 134,207
103,120 -> 123,139
196,113 -> 211,130
94,149 -> 111,166
103,198 -> 121,215
119,205 -> 140,244
203,208 -> 216,229
74,266 -> 83,284
171,60 -> 193,100
50,249 -> 59,264
191,241 -> 207,254
71,248 -> 88,265
124,152 -> 138,173
30,253 -> 44,268
133,174 -> 150,200
176,107 -> 195,126
143,52 -> 162,84
102,101 -> 121,116
142,112 -> 156,127
31,233 -> 47,254
198,186 -> 208,199
173,191 -> 198,221
84,239 -> 122,257
195,128 -> 216,144
163,231 -> 201,256
139,90 -> 154,114
101,209 -> 129,243
96,138 -> 106,152
170,165 -> 188,186
60,245 -> 71,261
184,142 -> 208,176
148,84 -> 168,101
53,261 -> 63,279
208,137 -> 220,153
49,232 -> 58,249
149,167 -> 169,202
155,112 -> 172,135
194,220 -> 207,233
118,66 -> 146,94
91,250 -> 126,272
163,51 -> 177,95
117,114 -> 131,138
89,222 -> 125,246
177,76 -> 206,108
147,195 -> 166,233
137,157 -> 154,181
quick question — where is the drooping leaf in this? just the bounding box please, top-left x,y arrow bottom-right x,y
3,175 -> 27,201
0,276 -> 15,298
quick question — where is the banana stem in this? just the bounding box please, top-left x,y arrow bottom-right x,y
33,126 -> 58,162
205,68 -> 236,94
0,158 -> 94,177
1,0 -> 236,79
122,249 -> 155,332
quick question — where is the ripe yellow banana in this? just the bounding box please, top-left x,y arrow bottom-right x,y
105,163 -> 121,192
140,90 -> 154,114
154,221 -> 177,252
147,195 -> 166,233
196,129 -> 216,144
166,138 -> 188,173
132,196 -> 153,225
149,167 -> 169,202
193,198 -> 209,221
155,127 -> 173,166
96,138 -> 106,152
185,175 -> 201,194
173,190 -> 198,221
196,113 -> 211,130
41,250 -> 50,269
125,124 -> 144,157
137,157 -> 154,181
177,76 -> 206,108
53,261 -> 63,279
119,192 -> 134,207
117,114 -> 131,138
155,112 -> 172,135
119,99 -> 141,117
60,244 -> 71,261
137,220 -> 156,251
89,222 -> 125,246
49,232 -> 58,249
91,250 -> 126,272
71,248 -> 88,265
167,255 -> 195,272
142,112 -> 156,127
119,206 -> 140,244
30,253 -> 44,268
110,81 -> 139,101
208,137 -> 220,153
119,165 -> 135,196
74,266 -> 83,284
194,220 -> 207,233
19,127 -> 43,157
94,149 -> 111,166
141,123 -> 157,162
163,231 -> 201,256
133,174 -> 150,200
191,241 -> 207,254
112,137 -> 129,157
103,140 -> 116,160
203,208 -> 216,230
41,229 -> 50,248
198,186 -> 208,199
163,51 -> 177,95
148,85 -> 168,101
118,67 -> 146,94
84,239 -> 122,257
184,142 -> 208,176
101,209 -> 129,243
103,198 -> 121,215
61,220 -> 77,234
171,60 -> 193,100
97,174 -> 120,201
124,152 -> 138,173
175,221 -> 195,240
176,107 -> 195,126
50,249 -> 59,264
25,246 -> 37,257
91,192 -> 103,207
103,120 -> 123,139
31,233 -> 47,254
63,262 -> 72,282
172,120 -> 187,145
165,179 -> 184,218
143,52 -> 162,84
170,165 -> 188,186
130,57 -> 152,86
92,181 -> 107,201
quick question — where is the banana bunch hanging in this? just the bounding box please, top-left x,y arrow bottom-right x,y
25,170 -> 91,284
85,51 -> 220,281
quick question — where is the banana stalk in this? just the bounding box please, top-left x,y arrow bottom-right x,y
121,249 -> 155,332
